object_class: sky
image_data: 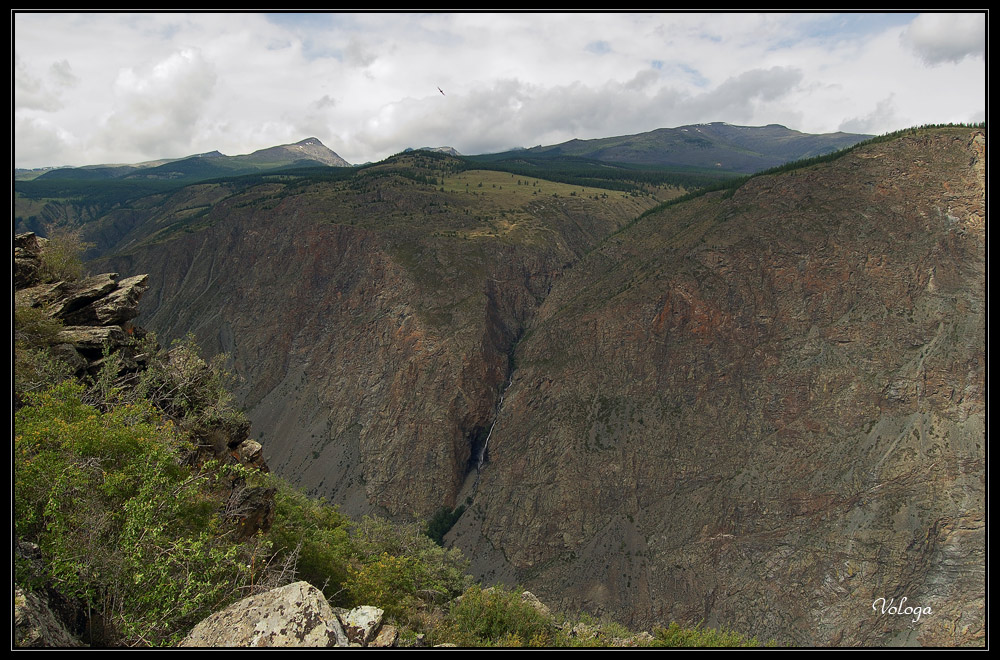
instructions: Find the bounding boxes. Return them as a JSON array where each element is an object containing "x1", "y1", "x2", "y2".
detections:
[{"x1": 13, "y1": 11, "x2": 987, "y2": 169}]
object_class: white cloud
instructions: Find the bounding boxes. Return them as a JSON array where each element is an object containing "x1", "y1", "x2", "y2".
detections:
[
  {"x1": 12, "y1": 12, "x2": 987, "y2": 168},
  {"x1": 901, "y1": 13, "x2": 986, "y2": 65},
  {"x1": 49, "y1": 60, "x2": 79, "y2": 87},
  {"x1": 99, "y1": 48, "x2": 218, "y2": 158},
  {"x1": 15, "y1": 116, "x2": 77, "y2": 166},
  {"x1": 839, "y1": 95, "x2": 902, "y2": 134},
  {"x1": 15, "y1": 53, "x2": 67, "y2": 112}
]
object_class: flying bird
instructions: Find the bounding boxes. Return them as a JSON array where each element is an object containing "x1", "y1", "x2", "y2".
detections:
[{"x1": 438, "y1": 86, "x2": 445, "y2": 96}]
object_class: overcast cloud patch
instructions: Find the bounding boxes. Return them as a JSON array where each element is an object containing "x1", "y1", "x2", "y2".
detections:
[
  {"x1": 901, "y1": 13, "x2": 985, "y2": 65},
  {"x1": 15, "y1": 54, "x2": 66, "y2": 112},
  {"x1": 12, "y1": 12, "x2": 986, "y2": 168},
  {"x1": 839, "y1": 94, "x2": 901, "y2": 134},
  {"x1": 101, "y1": 48, "x2": 218, "y2": 158}
]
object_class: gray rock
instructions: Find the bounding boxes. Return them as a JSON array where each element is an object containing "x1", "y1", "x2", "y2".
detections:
[
  {"x1": 14, "y1": 586, "x2": 84, "y2": 648},
  {"x1": 520, "y1": 590, "x2": 551, "y2": 618},
  {"x1": 226, "y1": 486, "x2": 277, "y2": 541},
  {"x1": 55, "y1": 325, "x2": 127, "y2": 353},
  {"x1": 47, "y1": 273, "x2": 119, "y2": 321},
  {"x1": 569, "y1": 622, "x2": 599, "y2": 639},
  {"x1": 236, "y1": 439, "x2": 265, "y2": 469},
  {"x1": 179, "y1": 581, "x2": 348, "y2": 647},
  {"x1": 339, "y1": 605, "x2": 384, "y2": 646},
  {"x1": 64, "y1": 274, "x2": 149, "y2": 326},
  {"x1": 370, "y1": 624, "x2": 399, "y2": 648},
  {"x1": 14, "y1": 233, "x2": 46, "y2": 288},
  {"x1": 48, "y1": 343, "x2": 89, "y2": 374}
]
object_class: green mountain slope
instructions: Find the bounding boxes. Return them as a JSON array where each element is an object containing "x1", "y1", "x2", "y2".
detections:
[
  {"x1": 499, "y1": 122, "x2": 870, "y2": 173},
  {"x1": 28, "y1": 137, "x2": 349, "y2": 184}
]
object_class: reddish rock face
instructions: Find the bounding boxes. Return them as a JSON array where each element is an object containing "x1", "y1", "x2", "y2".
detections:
[
  {"x1": 102, "y1": 131, "x2": 984, "y2": 646},
  {"x1": 104, "y1": 159, "x2": 654, "y2": 519},
  {"x1": 457, "y1": 129, "x2": 985, "y2": 646}
]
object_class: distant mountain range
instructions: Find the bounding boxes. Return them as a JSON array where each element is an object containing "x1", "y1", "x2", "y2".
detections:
[
  {"x1": 20, "y1": 138, "x2": 351, "y2": 183},
  {"x1": 404, "y1": 146, "x2": 462, "y2": 156},
  {"x1": 18, "y1": 123, "x2": 871, "y2": 184},
  {"x1": 486, "y1": 122, "x2": 870, "y2": 173}
]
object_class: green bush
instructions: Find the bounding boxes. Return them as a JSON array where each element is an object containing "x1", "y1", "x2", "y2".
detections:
[
  {"x1": 14, "y1": 304, "x2": 64, "y2": 349},
  {"x1": 84, "y1": 333, "x2": 246, "y2": 434},
  {"x1": 651, "y1": 621, "x2": 763, "y2": 647},
  {"x1": 13, "y1": 303, "x2": 74, "y2": 404},
  {"x1": 345, "y1": 516, "x2": 471, "y2": 622},
  {"x1": 267, "y1": 481, "x2": 354, "y2": 604},
  {"x1": 14, "y1": 343, "x2": 74, "y2": 406},
  {"x1": 431, "y1": 584, "x2": 557, "y2": 647},
  {"x1": 38, "y1": 227, "x2": 93, "y2": 282},
  {"x1": 14, "y1": 382, "x2": 262, "y2": 646},
  {"x1": 345, "y1": 552, "x2": 426, "y2": 621}
]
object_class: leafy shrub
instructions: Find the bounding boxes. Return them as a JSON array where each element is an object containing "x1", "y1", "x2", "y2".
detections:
[
  {"x1": 14, "y1": 304, "x2": 64, "y2": 349},
  {"x1": 267, "y1": 481, "x2": 354, "y2": 604},
  {"x1": 346, "y1": 516, "x2": 471, "y2": 622},
  {"x1": 430, "y1": 584, "x2": 558, "y2": 647},
  {"x1": 14, "y1": 342, "x2": 74, "y2": 406},
  {"x1": 345, "y1": 552, "x2": 426, "y2": 621},
  {"x1": 14, "y1": 382, "x2": 263, "y2": 646},
  {"x1": 13, "y1": 303, "x2": 74, "y2": 405},
  {"x1": 38, "y1": 227, "x2": 93, "y2": 282},
  {"x1": 85, "y1": 333, "x2": 246, "y2": 433}
]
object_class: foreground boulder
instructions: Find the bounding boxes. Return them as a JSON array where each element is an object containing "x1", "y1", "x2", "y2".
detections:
[{"x1": 179, "y1": 581, "x2": 348, "y2": 647}]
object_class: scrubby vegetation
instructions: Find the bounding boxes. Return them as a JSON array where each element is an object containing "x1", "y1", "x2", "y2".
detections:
[
  {"x1": 15, "y1": 382, "x2": 259, "y2": 646},
  {"x1": 430, "y1": 584, "x2": 559, "y2": 647},
  {"x1": 651, "y1": 622, "x2": 769, "y2": 648}
]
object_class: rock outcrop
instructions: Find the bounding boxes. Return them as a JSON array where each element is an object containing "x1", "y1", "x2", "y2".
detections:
[
  {"x1": 179, "y1": 584, "x2": 398, "y2": 649},
  {"x1": 179, "y1": 581, "x2": 349, "y2": 647},
  {"x1": 338, "y1": 605, "x2": 385, "y2": 646},
  {"x1": 14, "y1": 232, "x2": 148, "y2": 378}
]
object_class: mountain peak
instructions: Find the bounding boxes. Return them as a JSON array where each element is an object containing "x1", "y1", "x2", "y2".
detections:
[
  {"x1": 403, "y1": 146, "x2": 462, "y2": 157},
  {"x1": 244, "y1": 138, "x2": 351, "y2": 167}
]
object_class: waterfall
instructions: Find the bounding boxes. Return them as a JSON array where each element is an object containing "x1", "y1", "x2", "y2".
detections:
[{"x1": 476, "y1": 373, "x2": 514, "y2": 473}]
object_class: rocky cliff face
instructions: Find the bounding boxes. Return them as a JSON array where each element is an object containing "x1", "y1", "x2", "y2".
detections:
[
  {"x1": 101, "y1": 130, "x2": 984, "y2": 645},
  {"x1": 104, "y1": 157, "x2": 655, "y2": 517},
  {"x1": 449, "y1": 128, "x2": 985, "y2": 646}
]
